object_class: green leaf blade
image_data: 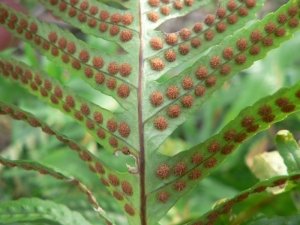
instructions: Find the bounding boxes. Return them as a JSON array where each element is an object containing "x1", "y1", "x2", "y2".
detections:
[
  {"x1": 276, "y1": 130, "x2": 300, "y2": 173},
  {"x1": 0, "y1": 59, "x2": 139, "y2": 154},
  {"x1": 145, "y1": 80, "x2": 300, "y2": 223},
  {"x1": 0, "y1": 198, "x2": 93, "y2": 225},
  {"x1": 188, "y1": 172, "x2": 300, "y2": 225},
  {"x1": 143, "y1": 0, "x2": 300, "y2": 153},
  {"x1": 144, "y1": 0, "x2": 265, "y2": 80}
]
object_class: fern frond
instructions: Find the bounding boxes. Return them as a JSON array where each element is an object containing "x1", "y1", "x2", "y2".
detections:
[
  {"x1": 0, "y1": 156, "x2": 113, "y2": 224},
  {"x1": 0, "y1": 197, "x2": 95, "y2": 225},
  {"x1": 188, "y1": 171, "x2": 300, "y2": 225},
  {"x1": 0, "y1": 101, "x2": 119, "y2": 174},
  {"x1": 0, "y1": 59, "x2": 139, "y2": 155},
  {"x1": 144, "y1": 0, "x2": 300, "y2": 152},
  {"x1": 145, "y1": 80, "x2": 300, "y2": 222},
  {"x1": 144, "y1": 0, "x2": 264, "y2": 80},
  {"x1": 143, "y1": 0, "x2": 210, "y2": 29},
  {"x1": 0, "y1": 3, "x2": 138, "y2": 109},
  {"x1": 0, "y1": 101, "x2": 140, "y2": 224},
  {"x1": 40, "y1": 0, "x2": 139, "y2": 52}
]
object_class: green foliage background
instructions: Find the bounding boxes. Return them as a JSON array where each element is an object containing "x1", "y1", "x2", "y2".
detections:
[{"x1": 1, "y1": 0, "x2": 300, "y2": 224}]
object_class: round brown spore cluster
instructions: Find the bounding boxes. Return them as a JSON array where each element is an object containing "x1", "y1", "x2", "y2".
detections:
[
  {"x1": 154, "y1": 116, "x2": 168, "y2": 130},
  {"x1": 173, "y1": 161, "x2": 187, "y2": 176},
  {"x1": 157, "y1": 191, "x2": 170, "y2": 203},
  {"x1": 65, "y1": 5, "x2": 134, "y2": 39},
  {"x1": 148, "y1": 12, "x2": 159, "y2": 22},
  {"x1": 156, "y1": 164, "x2": 170, "y2": 179},
  {"x1": 121, "y1": 181, "x2": 133, "y2": 195},
  {"x1": 124, "y1": 204, "x2": 135, "y2": 216}
]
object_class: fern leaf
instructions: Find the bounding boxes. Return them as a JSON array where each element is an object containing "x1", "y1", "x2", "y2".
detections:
[
  {"x1": 0, "y1": 59, "x2": 139, "y2": 155},
  {"x1": 0, "y1": 100, "x2": 118, "y2": 170},
  {"x1": 0, "y1": 3, "x2": 138, "y2": 109},
  {"x1": 0, "y1": 156, "x2": 113, "y2": 224},
  {"x1": 276, "y1": 130, "x2": 300, "y2": 173},
  {"x1": 188, "y1": 171, "x2": 300, "y2": 225},
  {"x1": 0, "y1": 101, "x2": 140, "y2": 225},
  {"x1": 144, "y1": 0, "x2": 300, "y2": 152},
  {"x1": 144, "y1": 0, "x2": 265, "y2": 79},
  {"x1": 247, "y1": 214, "x2": 300, "y2": 225},
  {"x1": 39, "y1": 0, "x2": 139, "y2": 52},
  {"x1": 145, "y1": 81, "x2": 300, "y2": 223},
  {"x1": 0, "y1": 197, "x2": 94, "y2": 225},
  {"x1": 143, "y1": 0, "x2": 210, "y2": 29}
]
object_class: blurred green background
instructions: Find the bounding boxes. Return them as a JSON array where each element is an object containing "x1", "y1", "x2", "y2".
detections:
[{"x1": 1, "y1": 0, "x2": 300, "y2": 224}]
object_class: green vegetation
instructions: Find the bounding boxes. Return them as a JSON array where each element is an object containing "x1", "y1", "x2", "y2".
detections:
[{"x1": 1, "y1": 0, "x2": 300, "y2": 224}]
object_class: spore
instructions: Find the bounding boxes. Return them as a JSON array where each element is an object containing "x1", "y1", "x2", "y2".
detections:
[
  {"x1": 113, "y1": 191, "x2": 123, "y2": 201},
  {"x1": 224, "y1": 129, "x2": 236, "y2": 141},
  {"x1": 120, "y1": 30, "x2": 133, "y2": 42},
  {"x1": 195, "y1": 85, "x2": 206, "y2": 97},
  {"x1": 97, "y1": 129, "x2": 106, "y2": 139},
  {"x1": 193, "y1": 22, "x2": 202, "y2": 33},
  {"x1": 157, "y1": 191, "x2": 170, "y2": 203},
  {"x1": 108, "y1": 62, "x2": 119, "y2": 75},
  {"x1": 106, "y1": 78, "x2": 116, "y2": 90},
  {"x1": 148, "y1": 12, "x2": 159, "y2": 22},
  {"x1": 156, "y1": 164, "x2": 170, "y2": 179},
  {"x1": 66, "y1": 95, "x2": 75, "y2": 107},
  {"x1": 227, "y1": 0, "x2": 237, "y2": 11},
  {"x1": 227, "y1": 14, "x2": 238, "y2": 24},
  {"x1": 150, "y1": 91, "x2": 164, "y2": 107},
  {"x1": 118, "y1": 122, "x2": 131, "y2": 137},
  {"x1": 154, "y1": 116, "x2": 168, "y2": 130},
  {"x1": 79, "y1": 50, "x2": 90, "y2": 63},
  {"x1": 216, "y1": 22, "x2": 227, "y2": 33},
  {"x1": 67, "y1": 42, "x2": 76, "y2": 54},
  {"x1": 191, "y1": 38, "x2": 201, "y2": 48},
  {"x1": 121, "y1": 181, "x2": 133, "y2": 195},
  {"x1": 151, "y1": 58, "x2": 165, "y2": 71},
  {"x1": 173, "y1": 161, "x2": 187, "y2": 176},
  {"x1": 217, "y1": 8, "x2": 226, "y2": 19},
  {"x1": 204, "y1": 158, "x2": 217, "y2": 168},
  {"x1": 117, "y1": 84, "x2": 130, "y2": 98},
  {"x1": 168, "y1": 105, "x2": 181, "y2": 118},
  {"x1": 84, "y1": 67, "x2": 94, "y2": 78},
  {"x1": 204, "y1": 14, "x2": 215, "y2": 26},
  {"x1": 182, "y1": 77, "x2": 194, "y2": 90},
  {"x1": 181, "y1": 95, "x2": 194, "y2": 108},
  {"x1": 195, "y1": 66, "x2": 208, "y2": 79},
  {"x1": 165, "y1": 33, "x2": 178, "y2": 45},
  {"x1": 107, "y1": 119, "x2": 118, "y2": 132},
  {"x1": 29, "y1": 22, "x2": 38, "y2": 33},
  {"x1": 108, "y1": 174, "x2": 120, "y2": 186},
  {"x1": 210, "y1": 56, "x2": 220, "y2": 69},
  {"x1": 109, "y1": 137, "x2": 118, "y2": 147},
  {"x1": 150, "y1": 37, "x2": 163, "y2": 50},
  {"x1": 205, "y1": 30, "x2": 214, "y2": 41},
  {"x1": 124, "y1": 204, "x2": 135, "y2": 216},
  {"x1": 165, "y1": 50, "x2": 176, "y2": 62},
  {"x1": 100, "y1": 11, "x2": 110, "y2": 20},
  {"x1": 95, "y1": 73, "x2": 105, "y2": 84},
  {"x1": 173, "y1": 181, "x2": 186, "y2": 191},
  {"x1": 166, "y1": 86, "x2": 179, "y2": 99},
  {"x1": 222, "y1": 47, "x2": 234, "y2": 60},
  {"x1": 250, "y1": 30, "x2": 262, "y2": 44},
  {"x1": 179, "y1": 44, "x2": 190, "y2": 55},
  {"x1": 122, "y1": 13, "x2": 133, "y2": 25},
  {"x1": 173, "y1": 1, "x2": 183, "y2": 10},
  {"x1": 208, "y1": 141, "x2": 221, "y2": 153},
  {"x1": 188, "y1": 169, "x2": 202, "y2": 180},
  {"x1": 160, "y1": 6, "x2": 171, "y2": 15}
]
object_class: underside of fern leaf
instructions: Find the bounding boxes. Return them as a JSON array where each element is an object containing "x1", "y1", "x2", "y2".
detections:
[{"x1": 0, "y1": 0, "x2": 300, "y2": 224}]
